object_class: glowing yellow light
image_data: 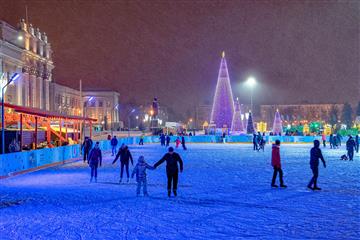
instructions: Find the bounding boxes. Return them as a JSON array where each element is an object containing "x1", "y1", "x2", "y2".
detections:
[{"x1": 222, "y1": 51, "x2": 225, "y2": 58}]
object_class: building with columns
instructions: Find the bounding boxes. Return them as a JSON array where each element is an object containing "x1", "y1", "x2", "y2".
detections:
[{"x1": 0, "y1": 19, "x2": 53, "y2": 110}]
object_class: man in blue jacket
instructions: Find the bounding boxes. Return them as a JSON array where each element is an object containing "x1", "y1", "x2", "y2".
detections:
[{"x1": 110, "y1": 136, "x2": 118, "y2": 156}]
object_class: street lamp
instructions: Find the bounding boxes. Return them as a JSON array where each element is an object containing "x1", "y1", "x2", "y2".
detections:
[
  {"x1": 2, "y1": 73, "x2": 20, "y2": 154},
  {"x1": 110, "y1": 104, "x2": 119, "y2": 136},
  {"x1": 245, "y1": 76, "x2": 256, "y2": 112},
  {"x1": 128, "y1": 108, "x2": 135, "y2": 137},
  {"x1": 82, "y1": 96, "x2": 94, "y2": 142}
]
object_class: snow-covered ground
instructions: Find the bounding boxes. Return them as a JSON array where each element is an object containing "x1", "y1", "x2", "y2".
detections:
[{"x1": 0, "y1": 143, "x2": 359, "y2": 240}]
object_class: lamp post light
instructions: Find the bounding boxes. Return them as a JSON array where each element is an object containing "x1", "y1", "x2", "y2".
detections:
[
  {"x1": 82, "y1": 96, "x2": 94, "y2": 141},
  {"x1": 245, "y1": 76, "x2": 256, "y2": 113},
  {"x1": 110, "y1": 104, "x2": 119, "y2": 136},
  {"x1": 128, "y1": 108, "x2": 135, "y2": 137},
  {"x1": 2, "y1": 73, "x2": 20, "y2": 154}
]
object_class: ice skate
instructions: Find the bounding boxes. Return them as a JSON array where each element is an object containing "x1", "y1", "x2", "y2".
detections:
[
  {"x1": 119, "y1": 178, "x2": 122, "y2": 183},
  {"x1": 271, "y1": 184, "x2": 278, "y2": 188},
  {"x1": 127, "y1": 178, "x2": 129, "y2": 183},
  {"x1": 307, "y1": 185, "x2": 314, "y2": 190},
  {"x1": 173, "y1": 190, "x2": 177, "y2": 197},
  {"x1": 280, "y1": 184, "x2": 287, "y2": 188},
  {"x1": 168, "y1": 190, "x2": 171, "y2": 197},
  {"x1": 95, "y1": 178, "x2": 97, "y2": 183},
  {"x1": 313, "y1": 186, "x2": 322, "y2": 190},
  {"x1": 90, "y1": 177, "x2": 93, "y2": 183}
]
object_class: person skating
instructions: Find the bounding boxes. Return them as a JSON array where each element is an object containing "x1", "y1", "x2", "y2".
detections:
[
  {"x1": 346, "y1": 135, "x2": 356, "y2": 161},
  {"x1": 181, "y1": 136, "x2": 187, "y2": 150},
  {"x1": 329, "y1": 134, "x2": 333, "y2": 149},
  {"x1": 160, "y1": 133, "x2": 166, "y2": 146},
  {"x1": 154, "y1": 147, "x2": 183, "y2": 197},
  {"x1": 253, "y1": 133, "x2": 258, "y2": 151},
  {"x1": 166, "y1": 135, "x2": 171, "y2": 147},
  {"x1": 175, "y1": 137, "x2": 181, "y2": 148},
  {"x1": 322, "y1": 133, "x2": 326, "y2": 148},
  {"x1": 110, "y1": 136, "x2": 118, "y2": 156},
  {"x1": 112, "y1": 144, "x2": 133, "y2": 183},
  {"x1": 355, "y1": 135, "x2": 359, "y2": 153},
  {"x1": 81, "y1": 137, "x2": 93, "y2": 163},
  {"x1": 88, "y1": 142, "x2": 102, "y2": 183},
  {"x1": 307, "y1": 140, "x2": 326, "y2": 190},
  {"x1": 271, "y1": 140, "x2": 287, "y2": 188},
  {"x1": 336, "y1": 133, "x2": 342, "y2": 147},
  {"x1": 131, "y1": 156, "x2": 155, "y2": 196},
  {"x1": 139, "y1": 134, "x2": 144, "y2": 145}
]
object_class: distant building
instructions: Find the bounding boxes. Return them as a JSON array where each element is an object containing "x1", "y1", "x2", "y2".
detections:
[
  {"x1": 0, "y1": 19, "x2": 53, "y2": 110},
  {"x1": 50, "y1": 82, "x2": 81, "y2": 116},
  {"x1": 83, "y1": 90, "x2": 120, "y2": 130}
]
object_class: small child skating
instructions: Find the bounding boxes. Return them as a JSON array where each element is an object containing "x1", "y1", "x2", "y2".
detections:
[
  {"x1": 175, "y1": 137, "x2": 181, "y2": 148},
  {"x1": 88, "y1": 142, "x2": 102, "y2": 183},
  {"x1": 307, "y1": 140, "x2": 326, "y2": 190},
  {"x1": 131, "y1": 156, "x2": 155, "y2": 196},
  {"x1": 271, "y1": 140, "x2": 287, "y2": 188}
]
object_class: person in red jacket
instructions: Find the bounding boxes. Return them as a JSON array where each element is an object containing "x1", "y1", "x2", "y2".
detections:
[{"x1": 271, "y1": 140, "x2": 287, "y2": 188}]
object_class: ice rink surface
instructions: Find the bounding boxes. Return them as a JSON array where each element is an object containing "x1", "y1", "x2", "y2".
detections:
[{"x1": 0, "y1": 143, "x2": 359, "y2": 240}]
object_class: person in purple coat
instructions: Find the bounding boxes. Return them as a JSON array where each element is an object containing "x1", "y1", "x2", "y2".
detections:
[{"x1": 88, "y1": 142, "x2": 102, "y2": 183}]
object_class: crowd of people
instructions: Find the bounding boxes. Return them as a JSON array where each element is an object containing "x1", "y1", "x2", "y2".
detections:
[{"x1": 81, "y1": 132, "x2": 358, "y2": 197}]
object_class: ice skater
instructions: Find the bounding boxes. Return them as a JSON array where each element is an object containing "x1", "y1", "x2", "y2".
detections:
[
  {"x1": 253, "y1": 133, "x2": 258, "y2": 151},
  {"x1": 346, "y1": 135, "x2": 356, "y2": 161},
  {"x1": 181, "y1": 136, "x2": 187, "y2": 150},
  {"x1": 154, "y1": 147, "x2": 184, "y2": 197},
  {"x1": 88, "y1": 142, "x2": 102, "y2": 183},
  {"x1": 81, "y1": 137, "x2": 93, "y2": 163},
  {"x1": 112, "y1": 144, "x2": 134, "y2": 183},
  {"x1": 110, "y1": 135, "x2": 118, "y2": 156},
  {"x1": 307, "y1": 140, "x2": 326, "y2": 190},
  {"x1": 355, "y1": 135, "x2": 359, "y2": 153},
  {"x1": 139, "y1": 134, "x2": 144, "y2": 145},
  {"x1": 271, "y1": 140, "x2": 287, "y2": 188},
  {"x1": 322, "y1": 133, "x2": 326, "y2": 147},
  {"x1": 131, "y1": 156, "x2": 155, "y2": 196},
  {"x1": 175, "y1": 137, "x2": 181, "y2": 148},
  {"x1": 160, "y1": 133, "x2": 166, "y2": 146},
  {"x1": 166, "y1": 134, "x2": 171, "y2": 147}
]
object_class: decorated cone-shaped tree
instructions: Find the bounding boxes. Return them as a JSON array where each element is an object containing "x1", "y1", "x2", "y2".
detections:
[
  {"x1": 231, "y1": 97, "x2": 245, "y2": 134},
  {"x1": 210, "y1": 51, "x2": 235, "y2": 128},
  {"x1": 272, "y1": 109, "x2": 283, "y2": 135},
  {"x1": 246, "y1": 111, "x2": 255, "y2": 134}
]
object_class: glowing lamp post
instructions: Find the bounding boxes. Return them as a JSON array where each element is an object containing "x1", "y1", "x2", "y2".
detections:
[
  {"x1": 245, "y1": 76, "x2": 256, "y2": 113},
  {"x1": 128, "y1": 109, "x2": 135, "y2": 137},
  {"x1": 2, "y1": 73, "x2": 20, "y2": 154}
]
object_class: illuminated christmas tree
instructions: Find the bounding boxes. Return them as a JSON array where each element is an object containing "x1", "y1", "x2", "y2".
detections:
[
  {"x1": 272, "y1": 109, "x2": 283, "y2": 135},
  {"x1": 210, "y1": 51, "x2": 235, "y2": 128},
  {"x1": 231, "y1": 97, "x2": 245, "y2": 134},
  {"x1": 246, "y1": 111, "x2": 255, "y2": 134}
]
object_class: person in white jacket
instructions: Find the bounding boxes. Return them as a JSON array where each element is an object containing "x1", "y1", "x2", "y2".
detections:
[{"x1": 131, "y1": 156, "x2": 154, "y2": 196}]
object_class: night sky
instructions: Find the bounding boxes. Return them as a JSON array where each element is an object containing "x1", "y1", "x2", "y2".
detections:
[{"x1": 1, "y1": 0, "x2": 359, "y2": 119}]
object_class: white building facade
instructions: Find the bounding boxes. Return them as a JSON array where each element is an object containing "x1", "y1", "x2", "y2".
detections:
[{"x1": 0, "y1": 19, "x2": 53, "y2": 110}]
